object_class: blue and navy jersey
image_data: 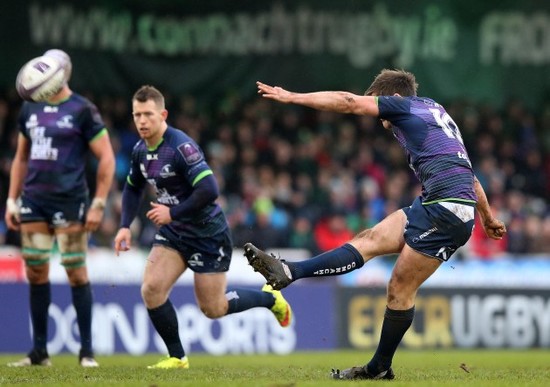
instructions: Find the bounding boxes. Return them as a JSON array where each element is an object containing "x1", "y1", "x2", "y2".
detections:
[
  {"x1": 127, "y1": 126, "x2": 227, "y2": 237},
  {"x1": 377, "y1": 96, "x2": 477, "y2": 204},
  {"x1": 17, "y1": 93, "x2": 107, "y2": 201}
]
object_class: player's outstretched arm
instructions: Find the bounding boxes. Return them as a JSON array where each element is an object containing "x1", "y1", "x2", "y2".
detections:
[
  {"x1": 473, "y1": 176, "x2": 506, "y2": 239},
  {"x1": 256, "y1": 81, "x2": 379, "y2": 116}
]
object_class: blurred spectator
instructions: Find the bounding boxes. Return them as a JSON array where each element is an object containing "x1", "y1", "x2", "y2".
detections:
[
  {"x1": 313, "y1": 210, "x2": 354, "y2": 253},
  {"x1": 232, "y1": 194, "x2": 288, "y2": 249},
  {"x1": 288, "y1": 215, "x2": 319, "y2": 254},
  {"x1": 468, "y1": 214, "x2": 508, "y2": 259}
]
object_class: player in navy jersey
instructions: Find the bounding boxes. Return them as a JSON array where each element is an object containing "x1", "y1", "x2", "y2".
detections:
[
  {"x1": 113, "y1": 85, "x2": 292, "y2": 369},
  {"x1": 5, "y1": 49, "x2": 115, "y2": 368},
  {"x1": 246, "y1": 69, "x2": 507, "y2": 380}
]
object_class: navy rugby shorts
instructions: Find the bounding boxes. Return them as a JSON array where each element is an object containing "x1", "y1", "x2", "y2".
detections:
[
  {"x1": 153, "y1": 226, "x2": 233, "y2": 273},
  {"x1": 19, "y1": 194, "x2": 87, "y2": 228},
  {"x1": 402, "y1": 196, "x2": 475, "y2": 261}
]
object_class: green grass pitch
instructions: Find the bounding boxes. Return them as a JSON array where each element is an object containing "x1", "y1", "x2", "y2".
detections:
[{"x1": 1, "y1": 349, "x2": 549, "y2": 386}]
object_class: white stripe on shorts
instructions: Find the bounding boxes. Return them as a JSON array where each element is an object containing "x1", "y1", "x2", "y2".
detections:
[{"x1": 438, "y1": 202, "x2": 474, "y2": 223}]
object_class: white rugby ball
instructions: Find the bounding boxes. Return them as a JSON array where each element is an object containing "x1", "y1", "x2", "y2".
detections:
[{"x1": 15, "y1": 55, "x2": 66, "y2": 102}]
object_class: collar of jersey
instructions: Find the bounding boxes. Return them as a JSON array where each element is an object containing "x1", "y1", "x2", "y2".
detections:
[
  {"x1": 45, "y1": 95, "x2": 71, "y2": 106},
  {"x1": 147, "y1": 138, "x2": 164, "y2": 151}
]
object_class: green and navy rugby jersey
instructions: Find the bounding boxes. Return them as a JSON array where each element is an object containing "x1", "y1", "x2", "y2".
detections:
[
  {"x1": 17, "y1": 93, "x2": 107, "y2": 201},
  {"x1": 377, "y1": 96, "x2": 477, "y2": 205},
  {"x1": 126, "y1": 126, "x2": 227, "y2": 237}
]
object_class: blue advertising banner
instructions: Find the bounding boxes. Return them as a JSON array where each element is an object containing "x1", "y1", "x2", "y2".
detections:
[{"x1": 0, "y1": 283, "x2": 335, "y2": 355}]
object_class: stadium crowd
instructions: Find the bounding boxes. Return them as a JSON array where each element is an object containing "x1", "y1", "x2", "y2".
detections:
[{"x1": 0, "y1": 89, "x2": 548, "y2": 259}]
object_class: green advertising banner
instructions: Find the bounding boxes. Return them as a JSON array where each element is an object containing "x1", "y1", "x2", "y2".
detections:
[{"x1": 1, "y1": 1, "x2": 549, "y2": 107}]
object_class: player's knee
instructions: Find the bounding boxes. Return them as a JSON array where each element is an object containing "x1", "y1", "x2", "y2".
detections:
[
  {"x1": 66, "y1": 267, "x2": 89, "y2": 286},
  {"x1": 25, "y1": 264, "x2": 49, "y2": 284},
  {"x1": 141, "y1": 282, "x2": 155, "y2": 301},
  {"x1": 140, "y1": 281, "x2": 167, "y2": 306},
  {"x1": 199, "y1": 301, "x2": 227, "y2": 319}
]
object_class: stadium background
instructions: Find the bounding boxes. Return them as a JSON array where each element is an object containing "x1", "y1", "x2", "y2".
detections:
[{"x1": 0, "y1": 0, "x2": 548, "y2": 356}]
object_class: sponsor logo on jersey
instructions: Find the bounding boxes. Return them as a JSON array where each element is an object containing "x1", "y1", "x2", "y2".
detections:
[
  {"x1": 139, "y1": 163, "x2": 148, "y2": 178},
  {"x1": 154, "y1": 234, "x2": 167, "y2": 241},
  {"x1": 43, "y1": 106, "x2": 59, "y2": 113},
  {"x1": 178, "y1": 142, "x2": 202, "y2": 165},
  {"x1": 160, "y1": 164, "x2": 176, "y2": 178},
  {"x1": 26, "y1": 114, "x2": 39, "y2": 129},
  {"x1": 146, "y1": 153, "x2": 158, "y2": 160},
  {"x1": 56, "y1": 115, "x2": 74, "y2": 128},
  {"x1": 29, "y1": 125, "x2": 58, "y2": 161}
]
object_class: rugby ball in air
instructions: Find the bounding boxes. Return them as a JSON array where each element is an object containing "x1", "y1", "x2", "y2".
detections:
[
  {"x1": 43, "y1": 49, "x2": 72, "y2": 82},
  {"x1": 15, "y1": 55, "x2": 66, "y2": 102}
]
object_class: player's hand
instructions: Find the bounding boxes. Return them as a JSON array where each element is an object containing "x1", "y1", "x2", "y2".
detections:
[
  {"x1": 114, "y1": 227, "x2": 132, "y2": 256},
  {"x1": 482, "y1": 217, "x2": 507, "y2": 240},
  {"x1": 146, "y1": 202, "x2": 172, "y2": 226},
  {"x1": 85, "y1": 197, "x2": 106, "y2": 231},
  {"x1": 5, "y1": 198, "x2": 20, "y2": 231},
  {"x1": 257, "y1": 81, "x2": 293, "y2": 103},
  {"x1": 85, "y1": 207, "x2": 104, "y2": 232}
]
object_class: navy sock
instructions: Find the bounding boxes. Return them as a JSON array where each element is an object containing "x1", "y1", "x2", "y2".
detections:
[
  {"x1": 71, "y1": 283, "x2": 94, "y2": 354},
  {"x1": 148, "y1": 300, "x2": 185, "y2": 359},
  {"x1": 226, "y1": 288, "x2": 275, "y2": 314},
  {"x1": 30, "y1": 282, "x2": 51, "y2": 351},
  {"x1": 287, "y1": 244, "x2": 364, "y2": 280},
  {"x1": 367, "y1": 306, "x2": 415, "y2": 373}
]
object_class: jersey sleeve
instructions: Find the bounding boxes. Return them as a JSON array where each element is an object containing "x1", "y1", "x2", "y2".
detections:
[
  {"x1": 17, "y1": 103, "x2": 31, "y2": 139},
  {"x1": 377, "y1": 96, "x2": 411, "y2": 121},
  {"x1": 126, "y1": 144, "x2": 146, "y2": 189},
  {"x1": 175, "y1": 139, "x2": 214, "y2": 186},
  {"x1": 79, "y1": 100, "x2": 107, "y2": 142}
]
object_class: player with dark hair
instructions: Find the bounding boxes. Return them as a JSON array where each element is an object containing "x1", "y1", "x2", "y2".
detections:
[
  {"x1": 6, "y1": 49, "x2": 115, "y2": 367},
  {"x1": 246, "y1": 69, "x2": 507, "y2": 380},
  {"x1": 114, "y1": 85, "x2": 292, "y2": 369}
]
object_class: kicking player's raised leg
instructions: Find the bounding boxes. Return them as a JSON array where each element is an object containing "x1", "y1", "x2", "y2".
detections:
[{"x1": 244, "y1": 209, "x2": 406, "y2": 290}]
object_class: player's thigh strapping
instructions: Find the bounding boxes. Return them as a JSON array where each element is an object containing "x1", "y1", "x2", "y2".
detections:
[{"x1": 19, "y1": 195, "x2": 89, "y2": 267}]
